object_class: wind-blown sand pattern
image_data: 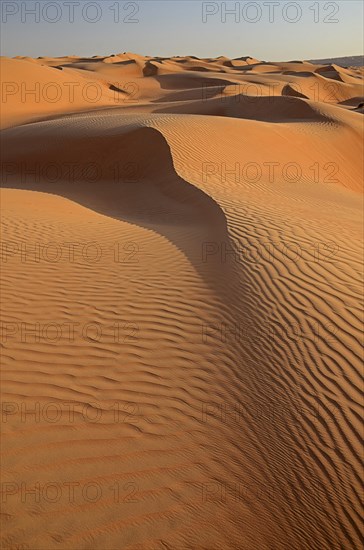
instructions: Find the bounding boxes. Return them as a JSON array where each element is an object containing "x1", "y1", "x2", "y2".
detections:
[{"x1": 1, "y1": 54, "x2": 363, "y2": 549}]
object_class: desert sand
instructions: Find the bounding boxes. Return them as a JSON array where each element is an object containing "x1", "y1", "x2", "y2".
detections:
[{"x1": 1, "y1": 53, "x2": 363, "y2": 549}]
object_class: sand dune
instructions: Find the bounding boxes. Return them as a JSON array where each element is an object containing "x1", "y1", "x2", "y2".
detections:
[{"x1": 1, "y1": 54, "x2": 363, "y2": 549}]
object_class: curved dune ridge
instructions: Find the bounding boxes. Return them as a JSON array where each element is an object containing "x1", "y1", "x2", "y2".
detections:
[{"x1": 0, "y1": 54, "x2": 363, "y2": 549}]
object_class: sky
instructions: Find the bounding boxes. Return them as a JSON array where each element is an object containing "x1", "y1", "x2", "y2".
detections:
[{"x1": 1, "y1": 0, "x2": 363, "y2": 60}]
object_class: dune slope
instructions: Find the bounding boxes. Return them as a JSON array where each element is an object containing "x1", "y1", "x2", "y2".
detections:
[{"x1": 1, "y1": 54, "x2": 363, "y2": 550}]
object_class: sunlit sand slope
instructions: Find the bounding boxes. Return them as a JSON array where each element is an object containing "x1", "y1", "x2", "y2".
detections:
[{"x1": 1, "y1": 54, "x2": 363, "y2": 550}]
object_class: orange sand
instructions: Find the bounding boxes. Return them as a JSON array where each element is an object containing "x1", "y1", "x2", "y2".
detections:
[{"x1": 1, "y1": 54, "x2": 363, "y2": 549}]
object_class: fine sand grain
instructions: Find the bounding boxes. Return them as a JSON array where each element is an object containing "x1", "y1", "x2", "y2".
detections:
[{"x1": 1, "y1": 54, "x2": 363, "y2": 550}]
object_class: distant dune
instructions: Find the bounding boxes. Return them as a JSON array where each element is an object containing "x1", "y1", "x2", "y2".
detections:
[
  {"x1": 309, "y1": 55, "x2": 364, "y2": 67},
  {"x1": 1, "y1": 53, "x2": 363, "y2": 550}
]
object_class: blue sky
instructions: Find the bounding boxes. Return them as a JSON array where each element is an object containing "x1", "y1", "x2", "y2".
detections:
[{"x1": 1, "y1": 1, "x2": 363, "y2": 60}]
